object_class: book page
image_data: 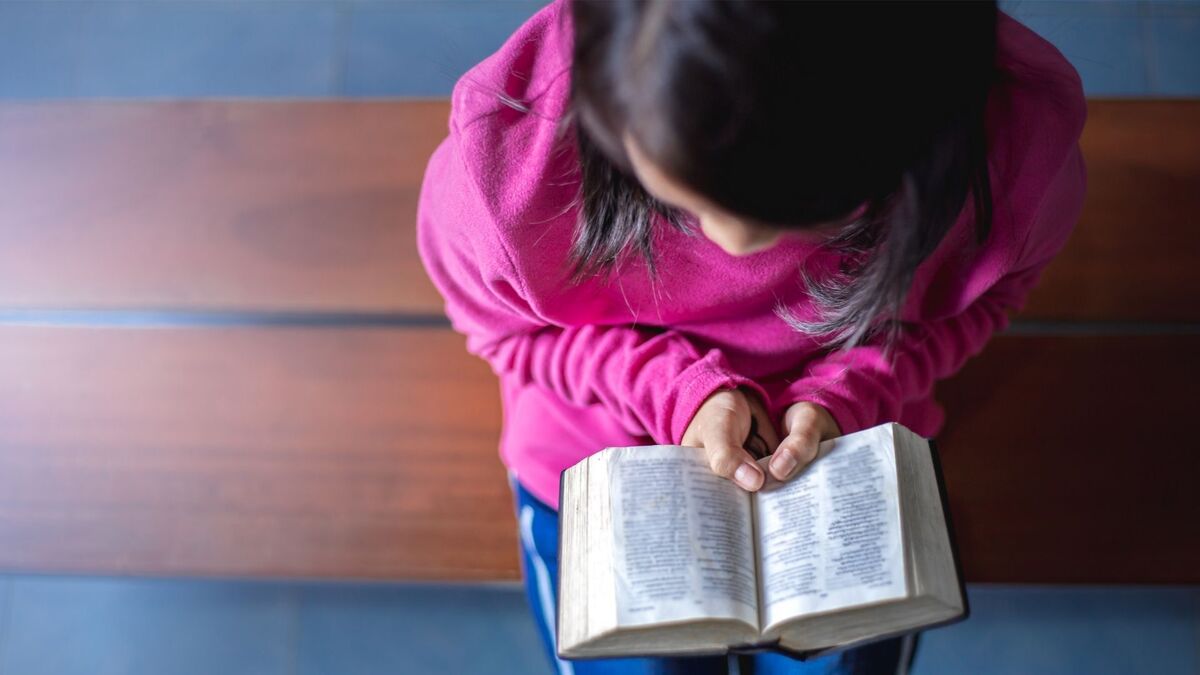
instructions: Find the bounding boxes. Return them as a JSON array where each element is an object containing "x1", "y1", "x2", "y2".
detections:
[
  {"x1": 754, "y1": 426, "x2": 907, "y2": 631},
  {"x1": 607, "y1": 446, "x2": 759, "y2": 630}
]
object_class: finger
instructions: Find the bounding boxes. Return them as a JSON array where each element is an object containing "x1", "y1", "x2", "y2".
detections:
[
  {"x1": 769, "y1": 427, "x2": 821, "y2": 481},
  {"x1": 705, "y1": 430, "x2": 765, "y2": 492}
]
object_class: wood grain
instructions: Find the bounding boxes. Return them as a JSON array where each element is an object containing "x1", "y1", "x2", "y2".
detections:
[
  {"x1": 1019, "y1": 100, "x2": 1200, "y2": 322},
  {"x1": 0, "y1": 101, "x2": 449, "y2": 314},
  {"x1": 2, "y1": 100, "x2": 1198, "y2": 321},
  {"x1": 1, "y1": 327, "x2": 1195, "y2": 583},
  {"x1": 937, "y1": 333, "x2": 1200, "y2": 584},
  {"x1": 0, "y1": 326, "x2": 519, "y2": 580}
]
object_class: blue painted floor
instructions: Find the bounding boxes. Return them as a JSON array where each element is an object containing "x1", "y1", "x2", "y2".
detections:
[
  {"x1": 1, "y1": 1, "x2": 1199, "y2": 99},
  {"x1": 0, "y1": 575, "x2": 1195, "y2": 675}
]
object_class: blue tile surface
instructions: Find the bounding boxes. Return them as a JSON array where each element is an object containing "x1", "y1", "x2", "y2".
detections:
[
  {"x1": 1003, "y1": 1, "x2": 1152, "y2": 95},
  {"x1": 1, "y1": 0, "x2": 1199, "y2": 99},
  {"x1": 0, "y1": 577, "x2": 11, "y2": 658},
  {"x1": 914, "y1": 586, "x2": 1200, "y2": 675},
  {"x1": 1147, "y1": 5, "x2": 1200, "y2": 94},
  {"x1": 294, "y1": 582, "x2": 551, "y2": 675},
  {"x1": 343, "y1": 0, "x2": 545, "y2": 96},
  {"x1": 77, "y1": 2, "x2": 342, "y2": 98},
  {"x1": 0, "y1": 3, "x2": 86, "y2": 98},
  {"x1": 0, "y1": 1, "x2": 341, "y2": 99},
  {"x1": 0, "y1": 576, "x2": 295, "y2": 675},
  {"x1": 0, "y1": 576, "x2": 1196, "y2": 675}
]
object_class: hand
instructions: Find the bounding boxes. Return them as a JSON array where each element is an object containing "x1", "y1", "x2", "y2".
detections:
[
  {"x1": 768, "y1": 402, "x2": 841, "y2": 481},
  {"x1": 681, "y1": 388, "x2": 780, "y2": 492}
]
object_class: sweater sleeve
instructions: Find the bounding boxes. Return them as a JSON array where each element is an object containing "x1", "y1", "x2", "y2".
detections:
[
  {"x1": 417, "y1": 133, "x2": 766, "y2": 445},
  {"x1": 774, "y1": 145, "x2": 1086, "y2": 434}
]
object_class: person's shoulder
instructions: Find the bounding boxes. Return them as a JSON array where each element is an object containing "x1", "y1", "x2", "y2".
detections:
[
  {"x1": 440, "y1": 1, "x2": 580, "y2": 269},
  {"x1": 449, "y1": 0, "x2": 572, "y2": 133},
  {"x1": 982, "y1": 13, "x2": 1088, "y2": 254},
  {"x1": 449, "y1": 0, "x2": 573, "y2": 140},
  {"x1": 990, "y1": 12, "x2": 1087, "y2": 180},
  {"x1": 907, "y1": 15, "x2": 1089, "y2": 319}
]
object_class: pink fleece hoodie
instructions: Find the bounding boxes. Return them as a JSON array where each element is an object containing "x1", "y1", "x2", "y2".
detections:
[{"x1": 417, "y1": 1, "x2": 1086, "y2": 509}]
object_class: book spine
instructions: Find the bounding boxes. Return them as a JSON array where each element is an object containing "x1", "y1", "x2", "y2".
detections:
[
  {"x1": 730, "y1": 638, "x2": 818, "y2": 660},
  {"x1": 556, "y1": 467, "x2": 567, "y2": 654}
]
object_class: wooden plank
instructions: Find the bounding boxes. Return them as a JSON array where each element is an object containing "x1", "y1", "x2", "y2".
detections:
[
  {"x1": 1, "y1": 326, "x2": 1196, "y2": 583},
  {"x1": 2, "y1": 100, "x2": 1199, "y2": 321},
  {"x1": 0, "y1": 326, "x2": 518, "y2": 581},
  {"x1": 937, "y1": 333, "x2": 1200, "y2": 584},
  {"x1": 1019, "y1": 99, "x2": 1200, "y2": 322},
  {"x1": 0, "y1": 101, "x2": 449, "y2": 314}
]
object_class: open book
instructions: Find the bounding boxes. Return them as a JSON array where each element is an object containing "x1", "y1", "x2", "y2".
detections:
[{"x1": 557, "y1": 422, "x2": 965, "y2": 660}]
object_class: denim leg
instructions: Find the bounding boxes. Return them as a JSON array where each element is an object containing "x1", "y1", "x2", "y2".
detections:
[
  {"x1": 750, "y1": 650, "x2": 845, "y2": 675},
  {"x1": 512, "y1": 479, "x2": 731, "y2": 675},
  {"x1": 750, "y1": 634, "x2": 917, "y2": 675}
]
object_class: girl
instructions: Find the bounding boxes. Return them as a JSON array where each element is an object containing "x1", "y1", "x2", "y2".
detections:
[{"x1": 418, "y1": 1, "x2": 1085, "y2": 673}]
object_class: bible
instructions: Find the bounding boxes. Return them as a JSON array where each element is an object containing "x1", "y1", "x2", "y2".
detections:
[{"x1": 557, "y1": 422, "x2": 966, "y2": 660}]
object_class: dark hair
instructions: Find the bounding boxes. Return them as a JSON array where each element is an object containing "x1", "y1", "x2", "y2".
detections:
[{"x1": 568, "y1": 0, "x2": 998, "y2": 348}]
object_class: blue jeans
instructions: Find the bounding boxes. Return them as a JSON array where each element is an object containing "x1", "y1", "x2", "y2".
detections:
[{"x1": 512, "y1": 479, "x2": 917, "y2": 675}]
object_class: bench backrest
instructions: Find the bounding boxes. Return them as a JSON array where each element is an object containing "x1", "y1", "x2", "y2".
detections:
[{"x1": 0, "y1": 100, "x2": 1196, "y2": 582}]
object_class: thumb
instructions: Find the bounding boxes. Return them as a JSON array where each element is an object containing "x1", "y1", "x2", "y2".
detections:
[
  {"x1": 769, "y1": 402, "x2": 840, "y2": 481},
  {"x1": 705, "y1": 425, "x2": 765, "y2": 492},
  {"x1": 769, "y1": 427, "x2": 821, "y2": 481}
]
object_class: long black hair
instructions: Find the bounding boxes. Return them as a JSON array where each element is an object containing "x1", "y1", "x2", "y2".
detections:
[{"x1": 568, "y1": 0, "x2": 998, "y2": 348}]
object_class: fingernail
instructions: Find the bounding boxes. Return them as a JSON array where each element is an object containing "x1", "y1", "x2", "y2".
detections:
[
  {"x1": 771, "y1": 452, "x2": 797, "y2": 479},
  {"x1": 734, "y1": 463, "x2": 762, "y2": 491}
]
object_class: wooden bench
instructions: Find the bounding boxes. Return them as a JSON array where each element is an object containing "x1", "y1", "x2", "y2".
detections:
[{"x1": 0, "y1": 100, "x2": 1196, "y2": 584}]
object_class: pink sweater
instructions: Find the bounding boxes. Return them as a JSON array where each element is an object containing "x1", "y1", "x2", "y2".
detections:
[{"x1": 417, "y1": 1, "x2": 1086, "y2": 509}]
